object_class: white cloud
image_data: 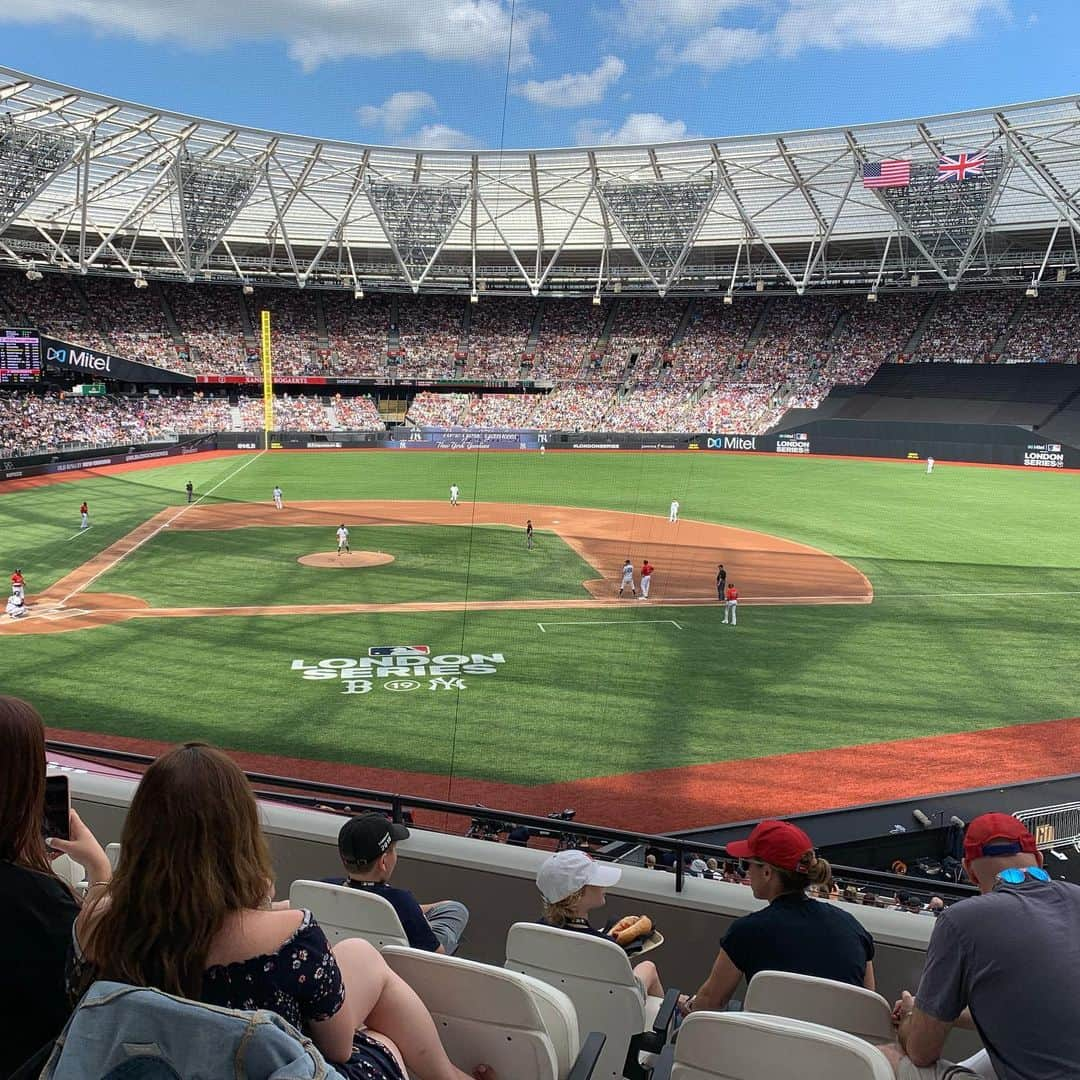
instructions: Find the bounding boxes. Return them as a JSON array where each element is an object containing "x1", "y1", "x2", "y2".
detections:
[
  {"x1": 575, "y1": 112, "x2": 690, "y2": 146},
  {"x1": 677, "y1": 25, "x2": 768, "y2": 69},
  {"x1": 619, "y1": 0, "x2": 757, "y2": 36},
  {"x1": 358, "y1": 91, "x2": 436, "y2": 134},
  {"x1": 514, "y1": 55, "x2": 626, "y2": 109},
  {"x1": 400, "y1": 123, "x2": 482, "y2": 150},
  {"x1": 0, "y1": 0, "x2": 547, "y2": 71},
  {"x1": 774, "y1": 0, "x2": 1009, "y2": 55}
]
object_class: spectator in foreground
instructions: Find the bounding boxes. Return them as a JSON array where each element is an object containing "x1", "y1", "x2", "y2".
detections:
[
  {"x1": 69, "y1": 743, "x2": 495, "y2": 1080},
  {"x1": 680, "y1": 820, "x2": 875, "y2": 1016},
  {"x1": 334, "y1": 813, "x2": 469, "y2": 954},
  {"x1": 536, "y1": 849, "x2": 665, "y2": 998},
  {"x1": 0, "y1": 696, "x2": 110, "y2": 1078},
  {"x1": 887, "y1": 813, "x2": 1080, "y2": 1080}
]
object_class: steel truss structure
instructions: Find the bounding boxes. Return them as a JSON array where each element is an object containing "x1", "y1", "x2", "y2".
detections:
[{"x1": 0, "y1": 66, "x2": 1078, "y2": 298}]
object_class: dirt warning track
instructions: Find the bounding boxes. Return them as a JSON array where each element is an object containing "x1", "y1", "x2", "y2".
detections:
[{"x1": 2, "y1": 500, "x2": 871, "y2": 634}]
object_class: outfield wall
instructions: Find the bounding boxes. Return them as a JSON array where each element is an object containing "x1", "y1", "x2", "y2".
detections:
[{"x1": 4, "y1": 421, "x2": 1077, "y2": 484}]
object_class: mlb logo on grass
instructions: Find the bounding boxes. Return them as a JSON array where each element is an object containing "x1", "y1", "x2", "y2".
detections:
[{"x1": 369, "y1": 645, "x2": 430, "y2": 658}]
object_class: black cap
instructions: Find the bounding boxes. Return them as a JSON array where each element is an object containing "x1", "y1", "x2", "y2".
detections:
[{"x1": 338, "y1": 813, "x2": 410, "y2": 865}]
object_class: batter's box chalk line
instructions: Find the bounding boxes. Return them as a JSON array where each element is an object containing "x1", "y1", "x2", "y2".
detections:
[{"x1": 537, "y1": 619, "x2": 684, "y2": 633}]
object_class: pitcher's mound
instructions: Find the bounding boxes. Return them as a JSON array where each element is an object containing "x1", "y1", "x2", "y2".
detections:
[{"x1": 298, "y1": 551, "x2": 395, "y2": 569}]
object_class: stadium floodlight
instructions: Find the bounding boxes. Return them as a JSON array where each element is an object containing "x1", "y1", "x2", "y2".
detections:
[
  {"x1": 1026, "y1": 277, "x2": 1038, "y2": 297},
  {"x1": 24, "y1": 267, "x2": 43, "y2": 281},
  {"x1": 755, "y1": 279, "x2": 765, "y2": 292},
  {"x1": 866, "y1": 291, "x2": 878, "y2": 302},
  {"x1": 470, "y1": 292, "x2": 479, "y2": 304},
  {"x1": 242, "y1": 283, "x2": 254, "y2": 296},
  {"x1": 910, "y1": 274, "x2": 920, "y2": 287},
  {"x1": 133, "y1": 276, "x2": 148, "y2": 289},
  {"x1": 353, "y1": 288, "x2": 364, "y2": 300},
  {"x1": 723, "y1": 294, "x2": 733, "y2": 305},
  {"x1": 0, "y1": 116, "x2": 77, "y2": 234},
  {"x1": 592, "y1": 294, "x2": 601, "y2": 306},
  {"x1": 176, "y1": 152, "x2": 260, "y2": 273},
  {"x1": 1056, "y1": 268, "x2": 1067, "y2": 282}
]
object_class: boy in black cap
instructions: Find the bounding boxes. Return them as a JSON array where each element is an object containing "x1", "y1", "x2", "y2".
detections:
[{"x1": 335, "y1": 813, "x2": 469, "y2": 954}]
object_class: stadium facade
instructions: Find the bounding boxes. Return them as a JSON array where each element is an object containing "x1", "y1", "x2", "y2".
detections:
[{"x1": 0, "y1": 66, "x2": 1078, "y2": 299}]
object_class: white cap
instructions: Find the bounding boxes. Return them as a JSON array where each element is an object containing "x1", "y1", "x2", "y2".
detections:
[
  {"x1": 690, "y1": 859, "x2": 708, "y2": 874},
  {"x1": 536, "y1": 850, "x2": 621, "y2": 903}
]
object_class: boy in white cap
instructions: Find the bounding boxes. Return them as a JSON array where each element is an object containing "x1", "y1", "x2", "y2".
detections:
[{"x1": 535, "y1": 849, "x2": 665, "y2": 998}]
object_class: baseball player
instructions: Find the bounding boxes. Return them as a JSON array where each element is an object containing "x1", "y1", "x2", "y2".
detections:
[
  {"x1": 640, "y1": 559, "x2": 654, "y2": 599},
  {"x1": 723, "y1": 583, "x2": 739, "y2": 625},
  {"x1": 5, "y1": 594, "x2": 26, "y2": 619},
  {"x1": 336, "y1": 524, "x2": 350, "y2": 555},
  {"x1": 926, "y1": 456, "x2": 935, "y2": 474},
  {"x1": 272, "y1": 486, "x2": 284, "y2": 510},
  {"x1": 525, "y1": 519, "x2": 534, "y2": 550},
  {"x1": 80, "y1": 501, "x2": 89, "y2": 530},
  {"x1": 449, "y1": 483, "x2": 459, "y2": 506},
  {"x1": 618, "y1": 559, "x2": 636, "y2": 597},
  {"x1": 669, "y1": 499, "x2": 680, "y2": 523},
  {"x1": 716, "y1": 563, "x2": 727, "y2": 601},
  {"x1": 11, "y1": 568, "x2": 25, "y2": 599},
  {"x1": 185, "y1": 481, "x2": 194, "y2": 504}
]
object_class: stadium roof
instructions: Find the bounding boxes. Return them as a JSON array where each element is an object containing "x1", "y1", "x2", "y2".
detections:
[{"x1": 1, "y1": 65, "x2": 1078, "y2": 297}]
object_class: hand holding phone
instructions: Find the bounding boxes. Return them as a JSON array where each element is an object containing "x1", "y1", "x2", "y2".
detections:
[{"x1": 43, "y1": 774, "x2": 70, "y2": 843}]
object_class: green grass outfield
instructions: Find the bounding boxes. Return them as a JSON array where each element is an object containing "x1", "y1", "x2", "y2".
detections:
[{"x1": 2, "y1": 449, "x2": 1078, "y2": 785}]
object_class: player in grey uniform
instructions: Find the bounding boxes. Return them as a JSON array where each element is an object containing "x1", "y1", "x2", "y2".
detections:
[
  {"x1": 619, "y1": 559, "x2": 636, "y2": 597},
  {"x1": 336, "y1": 524, "x2": 350, "y2": 555}
]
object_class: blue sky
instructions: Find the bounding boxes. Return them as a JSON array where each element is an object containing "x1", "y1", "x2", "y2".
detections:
[{"x1": 0, "y1": 1, "x2": 1074, "y2": 148}]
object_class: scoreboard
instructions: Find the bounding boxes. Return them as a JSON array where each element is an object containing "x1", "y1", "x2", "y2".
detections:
[{"x1": 0, "y1": 328, "x2": 42, "y2": 383}]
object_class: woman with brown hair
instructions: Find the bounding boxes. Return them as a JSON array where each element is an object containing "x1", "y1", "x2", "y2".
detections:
[
  {"x1": 0, "y1": 696, "x2": 110, "y2": 1079},
  {"x1": 70, "y1": 743, "x2": 495, "y2": 1080},
  {"x1": 679, "y1": 820, "x2": 876, "y2": 1016}
]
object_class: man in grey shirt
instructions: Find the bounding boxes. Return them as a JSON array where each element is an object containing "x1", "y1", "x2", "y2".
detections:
[{"x1": 887, "y1": 812, "x2": 1080, "y2": 1079}]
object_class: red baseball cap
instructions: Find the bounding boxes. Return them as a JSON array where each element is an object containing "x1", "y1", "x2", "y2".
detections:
[
  {"x1": 963, "y1": 813, "x2": 1038, "y2": 862},
  {"x1": 726, "y1": 820, "x2": 815, "y2": 873}
]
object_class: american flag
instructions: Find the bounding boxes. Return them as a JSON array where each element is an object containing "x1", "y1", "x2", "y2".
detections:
[
  {"x1": 862, "y1": 160, "x2": 911, "y2": 189},
  {"x1": 936, "y1": 151, "x2": 986, "y2": 182}
]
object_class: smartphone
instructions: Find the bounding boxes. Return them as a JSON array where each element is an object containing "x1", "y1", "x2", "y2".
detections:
[{"x1": 43, "y1": 774, "x2": 70, "y2": 841}]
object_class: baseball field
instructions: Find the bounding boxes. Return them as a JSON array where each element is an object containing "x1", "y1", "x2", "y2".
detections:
[{"x1": 2, "y1": 448, "x2": 1078, "y2": 830}]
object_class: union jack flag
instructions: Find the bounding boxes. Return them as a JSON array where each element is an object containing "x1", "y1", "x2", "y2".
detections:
[{"x1": 936, "y1": 152, "x2": 986, "y2": 183}]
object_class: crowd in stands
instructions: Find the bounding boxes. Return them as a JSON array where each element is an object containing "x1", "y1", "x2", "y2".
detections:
[
  {"x1": 5, "y1": 274, "x2": 1080, "y2": 443},
  {"x1": 0, "y1": 391, "x2": 232, "y2": 454},
  {"x1": 330, "y1": 394, "x2": 384, "y2": 430},
  {"x1": 6, "y1": 689, "x2": 1079, "y2": 1079},
  {"x1": 918, "y1": 291, "x2": 1019, "y2": 364}
]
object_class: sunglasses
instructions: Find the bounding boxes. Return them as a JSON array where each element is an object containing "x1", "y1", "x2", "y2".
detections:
[{"x1": 996, "y1": 866, "x2": 1050, "y2": 885}]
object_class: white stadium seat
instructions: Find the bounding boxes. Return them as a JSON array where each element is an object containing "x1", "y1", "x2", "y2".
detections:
[
  {"x1": 654, "y1": 1011, "x2": 895, "y2": 1080},
  {"x1": 382, "y1": 945, "x2": 601, "y2": 1080},
  {"x1": 505, "y1": 922, "x2": 675, "y2": 1078},
  {"x1": 743, "y1": 970, "x2": 895, "y2": 1044},
  {"x1": 288, "y1": 879, "x2": 410, "y2": 949}
]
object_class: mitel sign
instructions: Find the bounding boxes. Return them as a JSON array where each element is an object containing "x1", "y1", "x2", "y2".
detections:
[
  {"x1": 40, "y1": 335, "x2": 194, "y2": 385},
  {"x1": 706, "y1": 436, "x2": 757, "y2": 451},
  {"x1": 45, "y1": 341, "x2": 111, "y2": 374}
]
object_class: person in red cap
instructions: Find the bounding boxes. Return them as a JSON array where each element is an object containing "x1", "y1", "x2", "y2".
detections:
[
  {"x1": 886, "y1": 812, "x2": 1080, "y2": 1080},
  {"x1": 678, "y1": 819, "x2": 874, "y2": 1017}
]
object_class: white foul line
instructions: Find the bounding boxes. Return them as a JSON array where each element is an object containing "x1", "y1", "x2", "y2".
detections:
[
  {"x1": 537, "y1": 619, "x2": 684, "y2": 631},
  {"x1": 59, "y1": 450, "x2": 266, "y2": 605},
  {"x1": 64, "y1": 528, "x2": 91, "y2": 541}
]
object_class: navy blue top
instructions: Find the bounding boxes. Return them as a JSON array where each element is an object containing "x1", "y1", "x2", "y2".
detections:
[
  {"x1": 721, "y1": 892, "x2": 874, "y2": 987},
  {"x1": 340, "y1": 879, "x2": 439, "y2": 952}
]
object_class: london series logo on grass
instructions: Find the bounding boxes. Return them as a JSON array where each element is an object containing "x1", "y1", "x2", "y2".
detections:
[{"x1": 290, "y1": 646, "x2": 506, "y2": 696}]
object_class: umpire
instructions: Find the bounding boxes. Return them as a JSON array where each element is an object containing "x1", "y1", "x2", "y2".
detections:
[{"x1": 716, "y1": 563, "x2": 727, "y2": 601}]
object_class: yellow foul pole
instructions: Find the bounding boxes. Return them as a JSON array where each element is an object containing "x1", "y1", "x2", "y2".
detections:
[{"x1": 260, "y1": 309, "x2": 273, "y2": 450}]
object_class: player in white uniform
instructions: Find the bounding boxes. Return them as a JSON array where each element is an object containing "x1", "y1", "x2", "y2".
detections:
[
  {"x1": 450, "y1": 484, "x2": 459, "y2": 506},
  {"x1": 336, "y1": 524, "x2": 350, "y2": 555},
  {"x1": 669, "y1": 499, "x2": 680, "y2": 523},
  {"x1": 6, "y1": 594, "x2": 26, "y2": 618},
  {"x1": 618, "y1": 559, "x2": 636, "y2": 597},
  {"x1": 272, "y1": 486, "x2": 283, "y2": 509},
  {"x1": 926, "y1": 456, "x2": 935, "y2": 474}
]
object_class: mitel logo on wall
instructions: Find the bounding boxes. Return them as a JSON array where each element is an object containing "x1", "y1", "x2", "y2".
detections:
[
  {"x1": 45, "y1": 343, "x2": 112, "y2": 374},
  {"x1": 776, "y1": 433, "x2": 811, "y2": 454},
  {"x1": 1024, "y1": 443, "x2": 1064, "y2": 468},
  {"x1": 290, "y1": 646, "x2": 506, "y2": 695},
  {"x1": 706, "y1": 436, "x2": 757, "y2": 451}
]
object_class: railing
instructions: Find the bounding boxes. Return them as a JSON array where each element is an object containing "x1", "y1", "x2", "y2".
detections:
[
  {"x1": 1014, "y1": 803, "x2": 1080, "y2": 850},
  {"x1": 47, "y1": 738, "x2": 977, "y2": 902}
]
